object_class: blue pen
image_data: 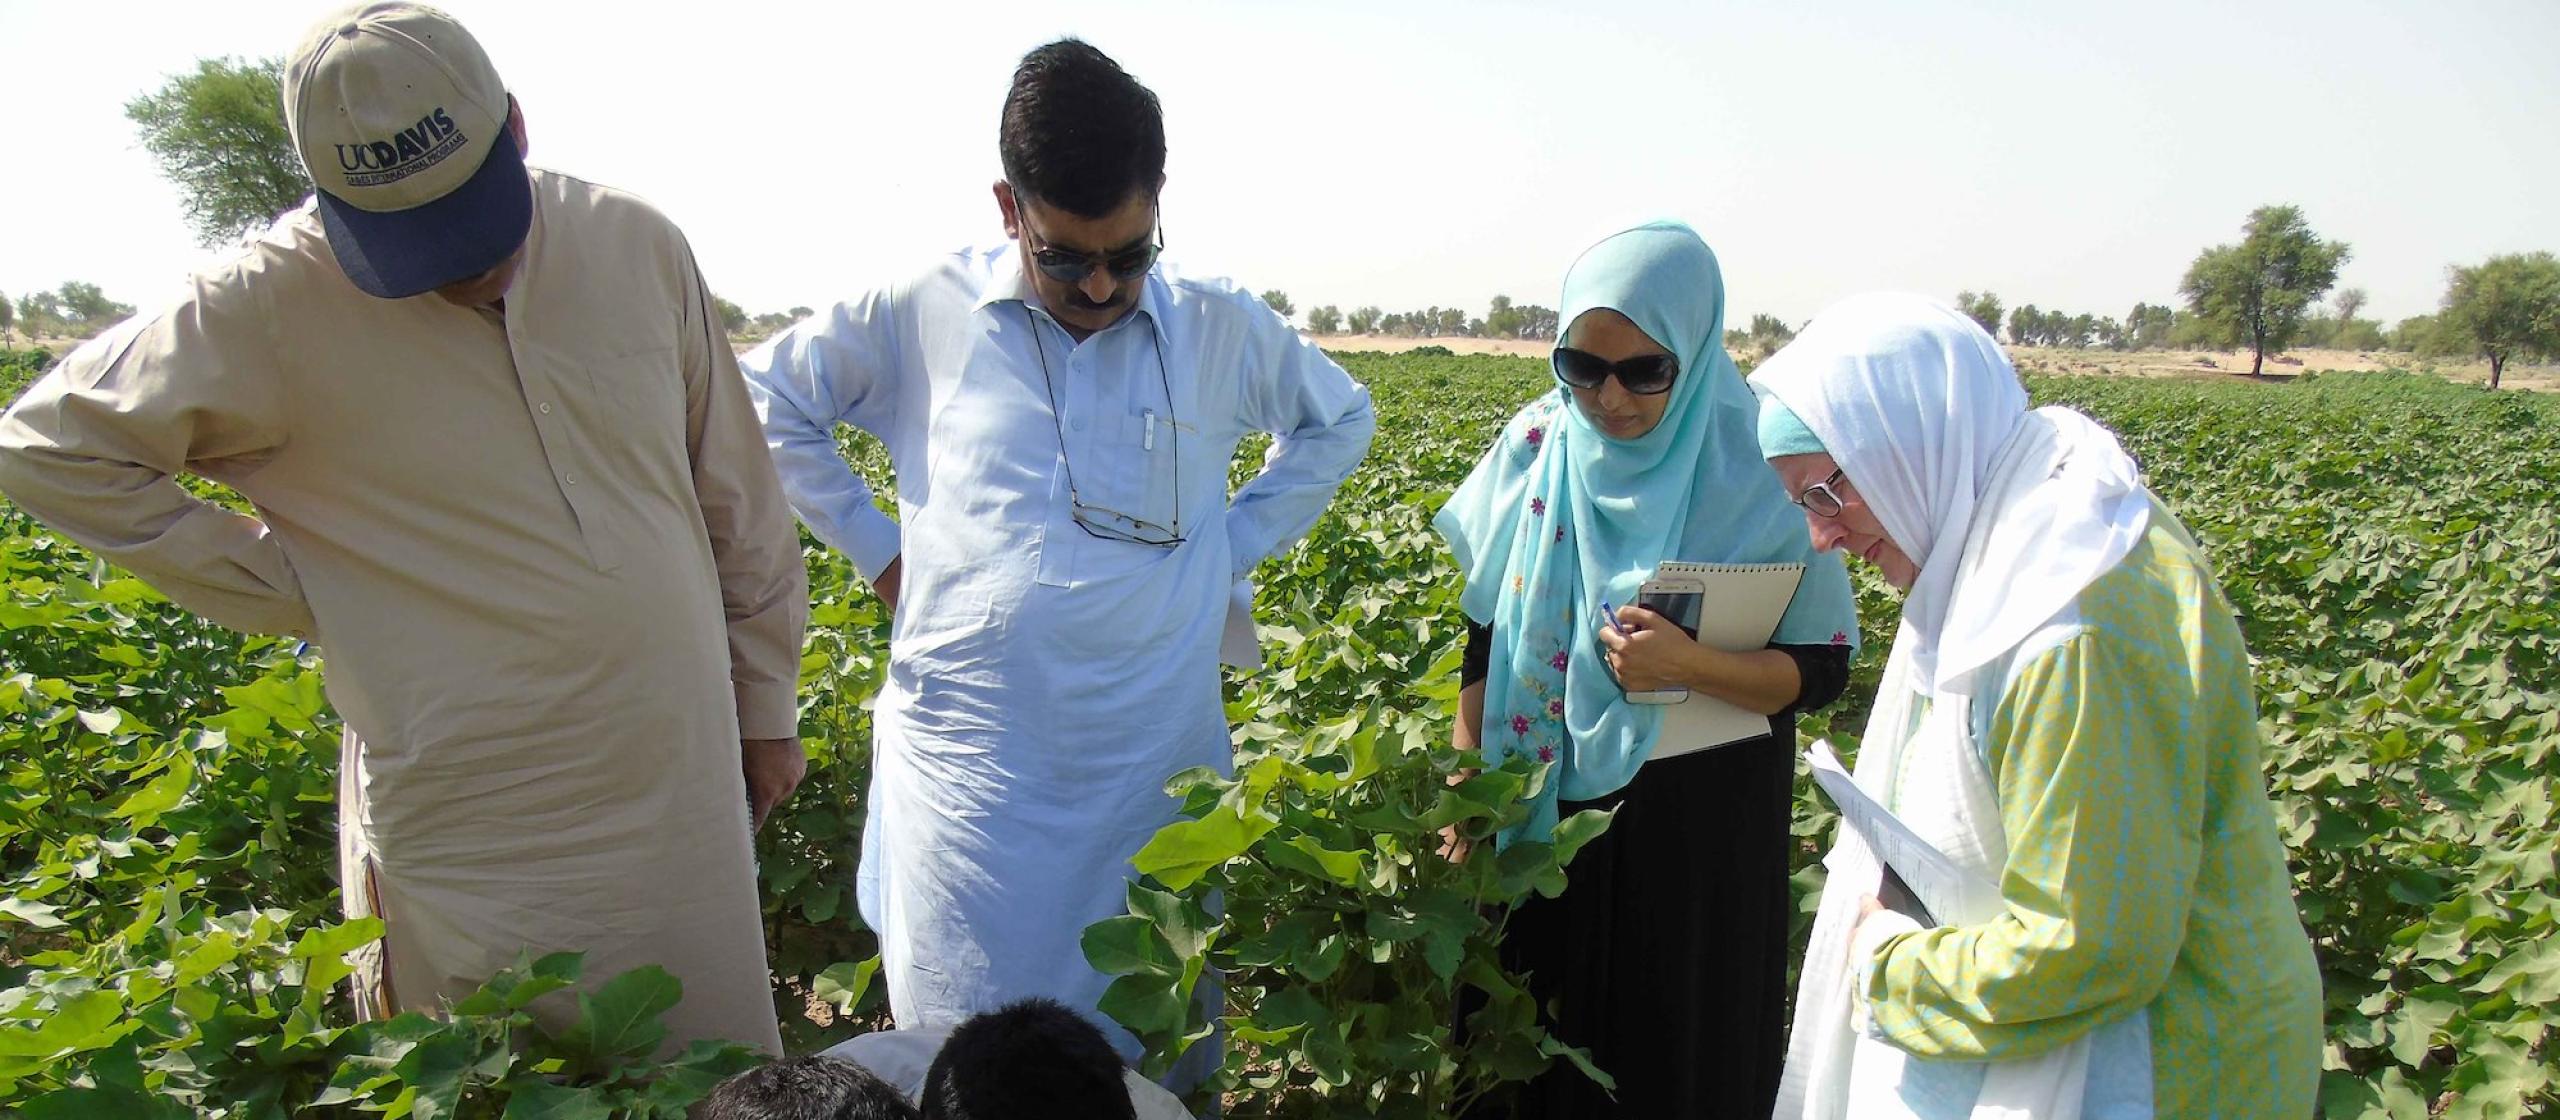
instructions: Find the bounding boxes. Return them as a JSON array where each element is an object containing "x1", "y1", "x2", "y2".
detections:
[{"x1": 1599, "y1": 600, "x2": 1630, "y2": 636}]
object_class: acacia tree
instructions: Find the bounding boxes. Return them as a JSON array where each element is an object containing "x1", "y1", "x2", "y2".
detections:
[
  {"x1": 125, "y1": 56, "x2": 309, "y2": 247},
  {"x1": 2440, "y1": 251, "x2": 2560, "y2": 390},
  {"x1": 2178, "y1": 205, "x2": 2350, "y2": 375},
  {"x1": 1259, "y1": 290, "x2": 1294, "y2": 324},
  {"x1": 1955, "y1": 291, "x2": 2003, "y2": 338}
]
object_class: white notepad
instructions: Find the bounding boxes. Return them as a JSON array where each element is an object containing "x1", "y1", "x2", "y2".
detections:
[{"x1": 1645, "y1": 561, "x2": 1807, "y2": 757}]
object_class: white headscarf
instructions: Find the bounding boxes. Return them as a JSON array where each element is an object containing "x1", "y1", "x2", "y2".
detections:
[
  {"x1": 1748, "y1": 293, "x2": 2150, "y2": 698},
  {"x1": 1751, "y1": 294, "x2": 2155, "y2": 1120}
]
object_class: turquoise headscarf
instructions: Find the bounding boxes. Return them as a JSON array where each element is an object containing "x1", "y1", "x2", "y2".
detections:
[{"x1": 1433, "y1": 220, "x2": 1860, "y2": 844}]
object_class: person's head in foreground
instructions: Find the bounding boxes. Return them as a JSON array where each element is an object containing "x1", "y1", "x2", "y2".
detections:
[
  {"x1": 701, "y1": 1055, "x2": 920, "y2": 1120},
  {"x1": 992, "y1": 39, "x2": 1167, "y2": 339},
  {"x1": 920, "y1": 997, "x2": 1138, "y2": 1120},
  {"x1": 283, "y1": 1, "x2": 534, "y2": 306}
]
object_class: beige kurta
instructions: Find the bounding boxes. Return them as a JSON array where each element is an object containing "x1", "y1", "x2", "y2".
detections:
[{"x1": 0, "y1": 169, "x2": 804, "y2": 1053}]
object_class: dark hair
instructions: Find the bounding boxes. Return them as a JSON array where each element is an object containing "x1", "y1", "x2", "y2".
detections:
[
  {"x1": 701, "y1": 1055, "x2": 920, "y2": 1120},
  {"x1": 919, "y1": 998, "x2": 1137, "y2": 1120},
  {"x1": 998, "y1": 39, "x2": 1165, "y2": 219}
]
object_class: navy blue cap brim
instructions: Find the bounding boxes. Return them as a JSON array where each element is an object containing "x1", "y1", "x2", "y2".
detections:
[{"x1": 316, "y1": 130, "x2": 533, "y2": 300}]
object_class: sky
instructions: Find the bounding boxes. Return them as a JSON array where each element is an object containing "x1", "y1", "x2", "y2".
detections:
[{"x1": 2, "y1": 0, "x2": 2554, "y2": 329}]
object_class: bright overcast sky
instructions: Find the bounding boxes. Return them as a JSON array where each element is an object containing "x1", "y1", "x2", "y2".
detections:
[{"x1": 2, "y1": 0, "x2": 2553, "y2": 328}]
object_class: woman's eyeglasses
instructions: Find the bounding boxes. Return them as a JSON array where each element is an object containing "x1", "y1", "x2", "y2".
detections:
[
  {"x1": 1790, "y1": 468, "x2": 1851, "y2": 518},
  {"x1": 1552, "y1": 347, "x2": 1678, "y2": 395}
]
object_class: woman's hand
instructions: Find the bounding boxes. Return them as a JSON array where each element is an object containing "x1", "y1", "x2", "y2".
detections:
[{"x1": 1597, "y1": 603, "x2": 1707, "y2": 693}]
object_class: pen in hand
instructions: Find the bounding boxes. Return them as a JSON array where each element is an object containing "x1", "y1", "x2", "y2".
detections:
[{"x1": 1599, "y1": 600, "x2": 1630, "y2": 637}]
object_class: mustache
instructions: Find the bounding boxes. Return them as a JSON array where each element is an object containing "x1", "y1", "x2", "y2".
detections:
[{"x1": 1062, "y1": 291, "x2": 1131, "y2": 313}]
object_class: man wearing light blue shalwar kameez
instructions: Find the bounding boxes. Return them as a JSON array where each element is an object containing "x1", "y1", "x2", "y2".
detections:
[{"x1": 740, "y1": 243, "x2": 1373, "y2": 1074}]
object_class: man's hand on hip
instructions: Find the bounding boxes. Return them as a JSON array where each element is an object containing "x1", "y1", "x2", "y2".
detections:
[
  {"x1": 874, "y1": 555, "x2": 902, "y2": 616},
  {"x1": 742, "y1": 737, "x2": 806, "y2": 832}
]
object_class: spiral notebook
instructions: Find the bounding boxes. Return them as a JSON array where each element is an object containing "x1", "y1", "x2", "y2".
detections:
[{"x1": 1646, "y1": 561, "x2": 1807, "y2": 758}]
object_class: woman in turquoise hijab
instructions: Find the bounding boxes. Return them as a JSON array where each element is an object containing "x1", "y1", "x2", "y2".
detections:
[{"x1": 1436, "y1": 221, "x2": 1861, "y2": 1117}]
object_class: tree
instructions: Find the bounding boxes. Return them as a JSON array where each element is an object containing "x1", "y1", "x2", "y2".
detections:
[
  {"x1": 713, "y1": 295, "x2": 749, "y2": 335},
  {"x1": 57, "y1": 282, "x2": 134, "y2": 329},
  {"x1": 1484, "y1": 294, "x2": 1525, "y2": 339},
  {"x1": 2178, "y1": 205, "x2": 2351, "y2": 375},
  {"x1": 17, "y1": 292, "x2": 64, "y2": 338},
  {"x1": 2008, "y1": 304, "x2": 2040, "y2": 347},
  {"x1": 0, "y1": 291, "x2": 12, "y2": 346},
  {"x1": 2331, "y1": 287, "x2": 2367, "y2": 325},
  {"x1": 788, "y1": 306, "x2": 814, "y2": 319},
  {"x1": 1955, "y1": 291, "x2": 2003, "y2": 338},
  {"x1": 1347, "y1": 306, "x2": 1381, "y2": 335},
  {"x1": 2440, "y1": 251, "x2": 2560, "y2": 390},
  {"x1": 1259, "y1": 290, "x2": 1294, "y2": 323},
  {"x1": 2124, "y1": 303, "x2": 2178, "y2": 350},
  {"x1": 1305, "y1": 305, "x2": 1342, "y2": 334},
  {"x1": 1516, "y1": 305, "x2": 1559, "y2": 341},
  {"x1": 124, "y1": 56, "x2": 309, "y2": 247}
]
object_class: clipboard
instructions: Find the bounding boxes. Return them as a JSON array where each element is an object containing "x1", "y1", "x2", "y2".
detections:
[{"x1": 1645, "y1": 561, "x2": 1806, "y2": 757}]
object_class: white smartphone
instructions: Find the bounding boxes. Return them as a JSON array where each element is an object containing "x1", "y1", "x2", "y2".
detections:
[{"x1": 1621, "y1": 571, "x2": 1705, "y2": 704}]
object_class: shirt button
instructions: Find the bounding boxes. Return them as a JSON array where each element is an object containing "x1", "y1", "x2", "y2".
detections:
[
  {"x1": 539, "y1": 402, "x2": 552, "y2": 414},
  {"x1": 1071, "y1": 415, "x2": 1088, "y2": 432},
  {"x1": 564, "y1": 474, "x2": 578, "y2": 486}
]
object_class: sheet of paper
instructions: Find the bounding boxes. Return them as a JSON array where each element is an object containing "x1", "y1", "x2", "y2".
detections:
[{"x1": 1805, "y1": 739, "x2": 1988, "y2": 920}]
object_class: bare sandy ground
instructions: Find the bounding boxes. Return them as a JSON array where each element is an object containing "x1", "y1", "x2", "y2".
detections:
[{"x1": 1306, "y1": 334, "x2": 2554, "y2": 392}]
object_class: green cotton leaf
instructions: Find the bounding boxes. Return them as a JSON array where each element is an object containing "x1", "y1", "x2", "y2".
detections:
[
  {"x1": 812, "y1": 957, "x2": 882, "y2": 1011},
  {"x1": 22, "y1": 1085, "x2": 193, "y2": 1120},
  {"x1": 0, "y1": 990, "x2": 122, "y2": 1058},
  {"x1": 1082, "y1": 915, "x2": 1182, "y2": 979},
  {"x1": 559, "y1": 965, "x2": 683, "y2": 1065},
  {"x1": 2385, "y1": 992, "x2": 2461, "y2": 1069},
  {"x1": 0, "y1": 898, "x2": 65, "y2": 929},
  {"x1": 1251, "y1": 985, "x2": 1328, "y2": 1034},
  {"x1": 453, "y1": 950, "x2": 585, "y2": 1017},
  {"x1": 398, "y1": 1031, "x2": 489, "y2": 1120},
  {"x1": 635, "y1": 1039, "x2": 766, "y2": 1112},
  {"x1": 1537, "y1": 1035, "x2": 1618, "y2": 1093},
  {"x1": 109, "y1": 749, "x2": 196, "y2": 824},
  {"x1": 1125, "y1": 881, "x2": 1211, "y2": 961},
  {"x1": 498, "y1": 1080, "x2": 618, "y2": 1120},
  {"x1": 1132, "y1": 806, "x2": 1277, "y2": 891},
  {"x1": 292, "y1": 916, "x2": 387, "y2": 960},
  {"x1": 2468, "y1": 935, "x2": 2560, "y2": 1004},
  {"x1": 1096, "y1": 972, "x2": 1190, "y2": 1039},
  {"x1": 1262, "y1": 835, "x2": 1364, "y2": 888},
  {"x1": 1551, "y1": 807, "x2": 1615, "y2": 866}
]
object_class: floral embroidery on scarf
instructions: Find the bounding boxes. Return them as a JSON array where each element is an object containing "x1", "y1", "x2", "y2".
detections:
[{"x1": 1530, "y1": 497, "x2": 1546, "y2": 517}]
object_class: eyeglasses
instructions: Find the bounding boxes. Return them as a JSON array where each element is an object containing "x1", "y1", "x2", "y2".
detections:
[
  {"x1": 1016, "y1": 199, "x2": 1164, "y2": 286},
  {"x1": 1024, "y1": 306, "x2": 1185, "y2": 548},
  {"x1": 1790, "y1": 467, "x2": 1851, "y2": 518},
  {"x1": 1552, "y1": 347, "x2": 1679, "y2": 395}
]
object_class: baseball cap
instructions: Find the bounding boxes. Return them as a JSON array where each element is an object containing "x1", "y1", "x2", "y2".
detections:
[{"x1": 284, "y1": 2, "x2": 532, "y2": 299}]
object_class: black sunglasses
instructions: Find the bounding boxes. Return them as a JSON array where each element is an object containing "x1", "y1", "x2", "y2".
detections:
[
  {"x1": 1552, "y1": 347, "x2": 1679, "y2": 395},
  {"x1": 1018, "y1": 205, "x2": 1164, "y2": 285}
]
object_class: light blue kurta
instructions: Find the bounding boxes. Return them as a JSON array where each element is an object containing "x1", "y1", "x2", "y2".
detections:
[{"x1": 739, "y1": 246, "x2": 1374, "y2": 1060}]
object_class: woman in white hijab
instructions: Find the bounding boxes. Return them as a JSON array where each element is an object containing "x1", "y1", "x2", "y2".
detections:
[{"x1": 1751, "y1": 294, "x2": 2319, "y2": 1120}]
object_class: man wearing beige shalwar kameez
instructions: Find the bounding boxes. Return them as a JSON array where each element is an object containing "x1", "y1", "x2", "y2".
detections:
[{"x1": 0, "y1": 2, "x2": 802, "y2": 1054}]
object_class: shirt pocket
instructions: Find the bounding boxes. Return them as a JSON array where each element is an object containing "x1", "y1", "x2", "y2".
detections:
[
  {"x1": 563, "y1": 344, "x2": 692, "y2": 569},
  {"x1": 1086, "y1": 403, "x2": 1185, "y2": 543}
]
